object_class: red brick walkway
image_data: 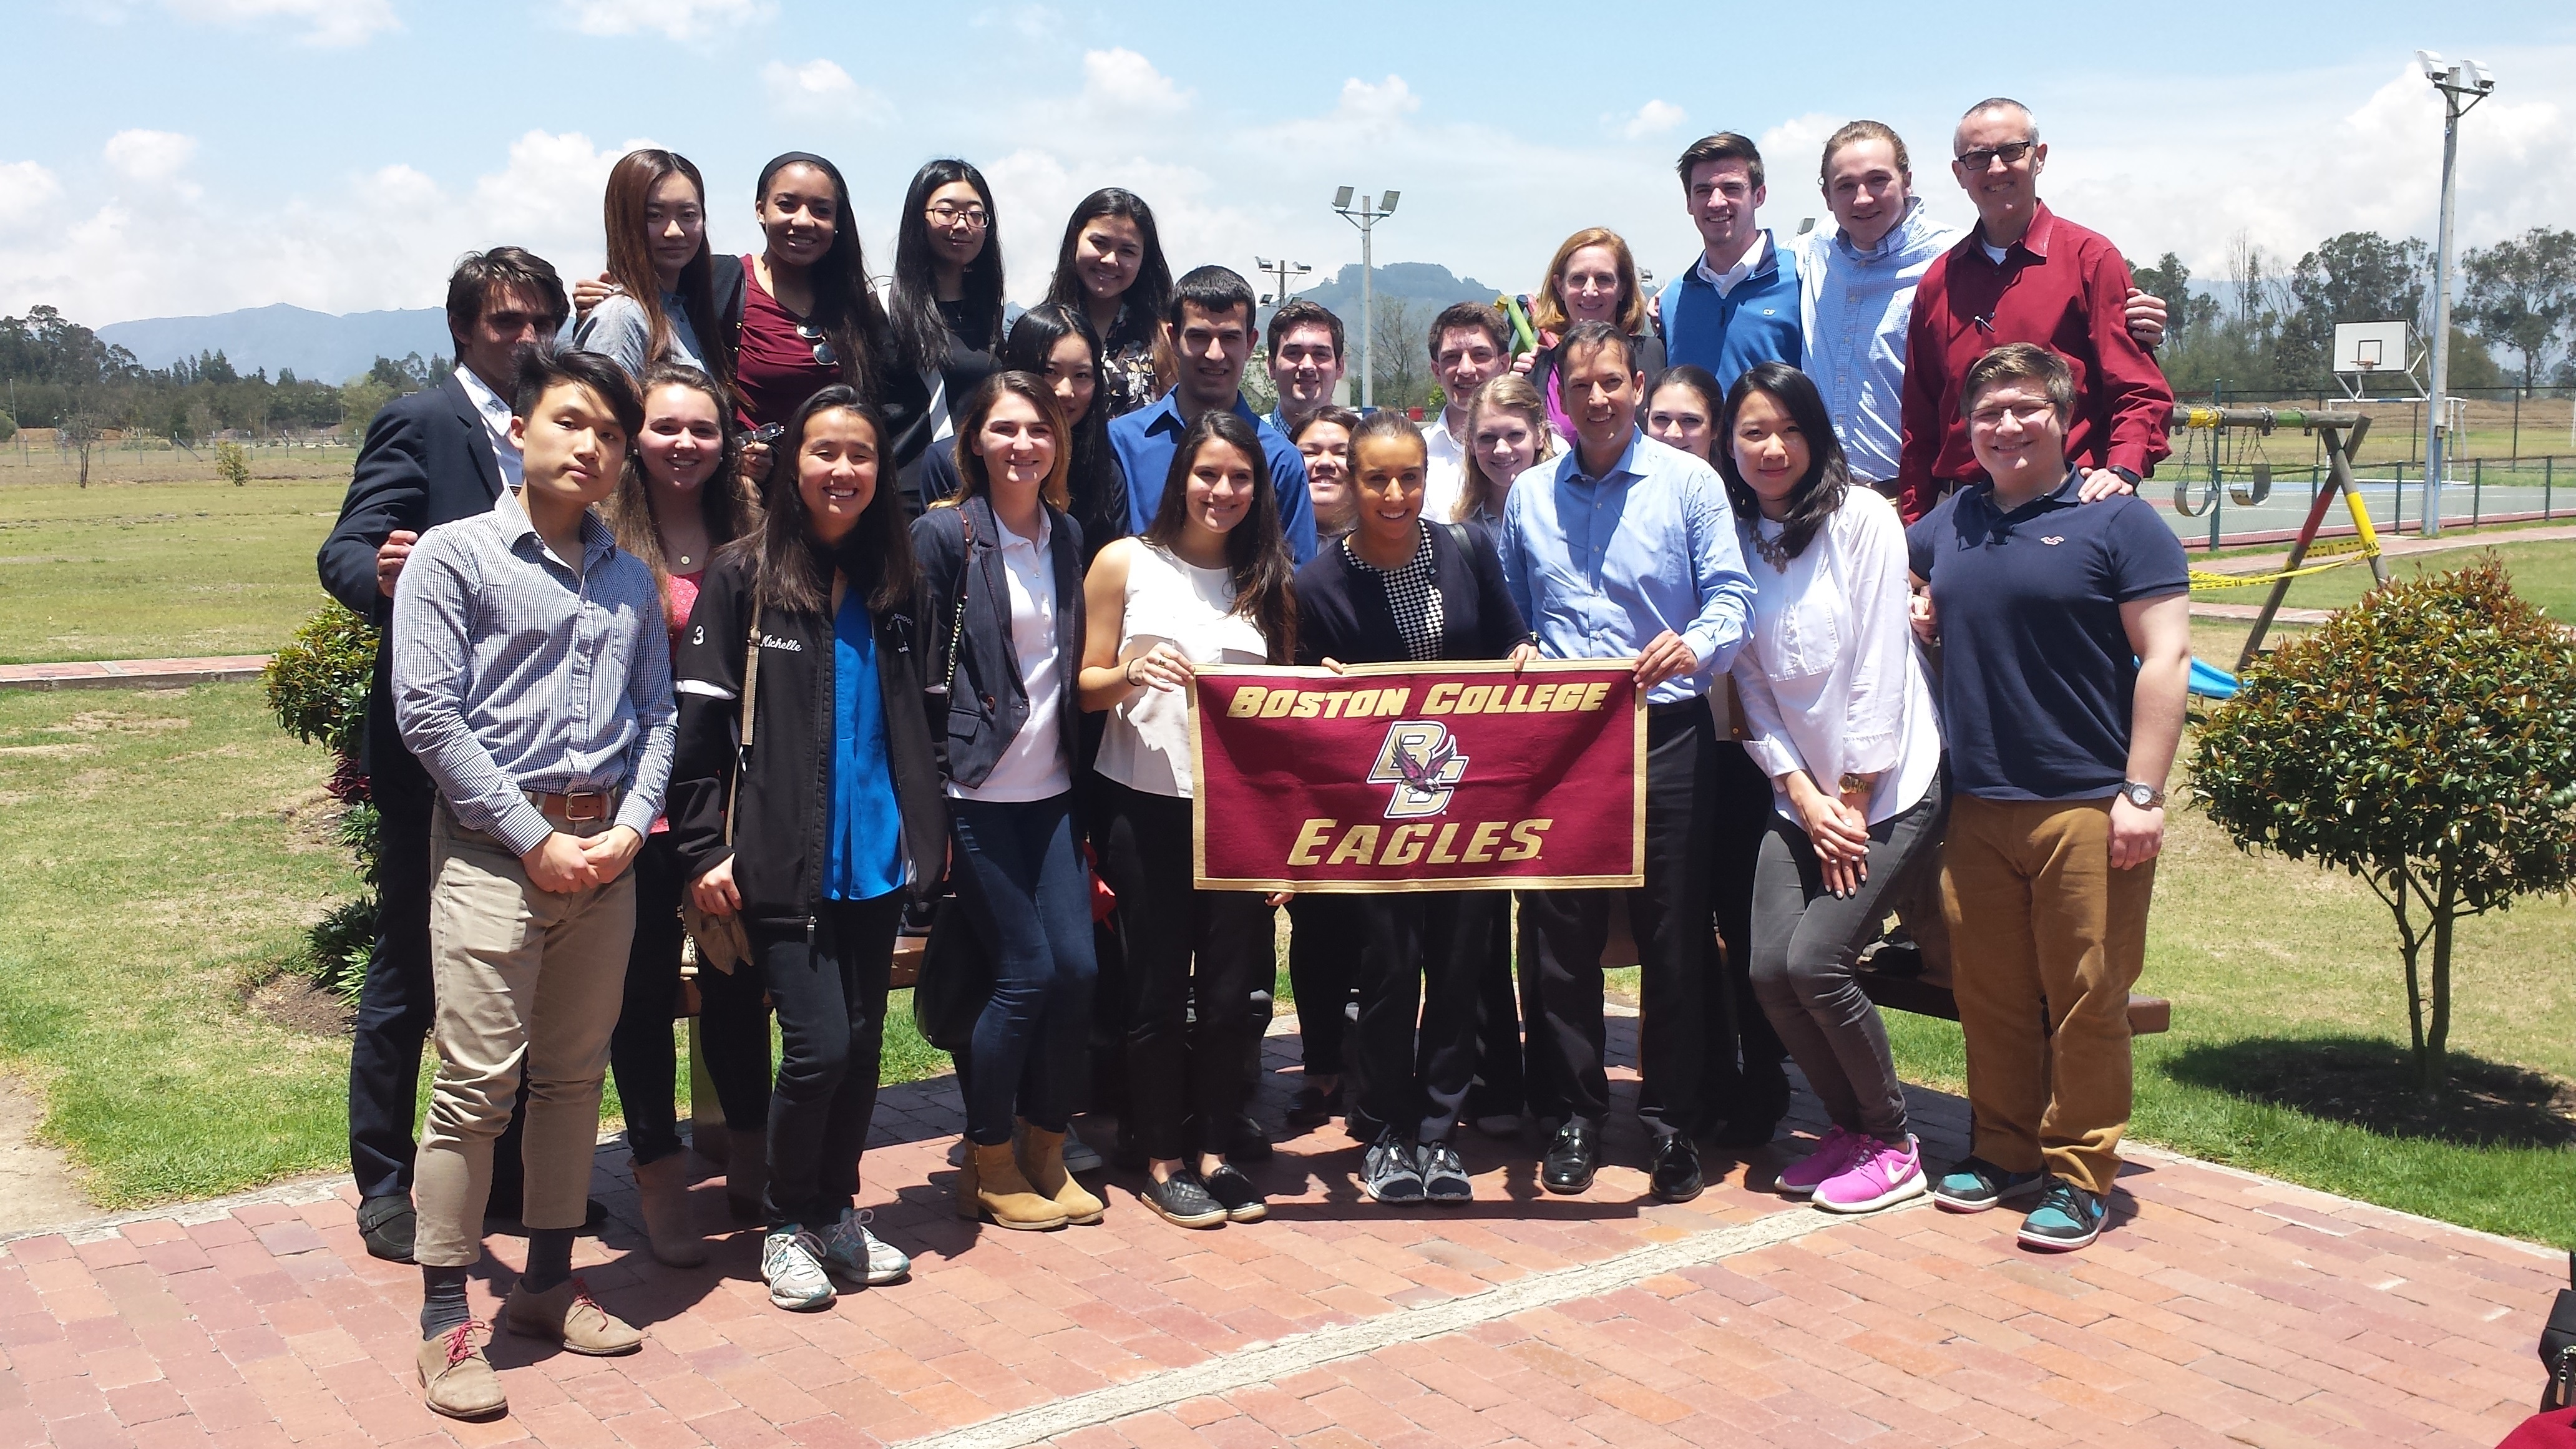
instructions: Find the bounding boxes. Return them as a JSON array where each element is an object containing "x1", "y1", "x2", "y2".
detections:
[{"x1": 2, "y1": 1018, "x2": 2561, "y2": 1449}]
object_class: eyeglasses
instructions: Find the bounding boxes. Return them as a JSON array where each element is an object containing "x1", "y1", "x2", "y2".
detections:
[
  {"x1": 925, "y1": 203, "x2": 990, "y2": 229},
  {"x1": 1968, "y1": 399, "x2": 2058, "y2": 430},
  {"x1": 1954, "y1": 140, "x2": 2037, "y2": 172},
  {"x1": 796, "y1": 321, "x2": 837, "y2": 369}
]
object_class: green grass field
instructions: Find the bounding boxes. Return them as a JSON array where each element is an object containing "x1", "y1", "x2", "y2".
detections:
[
  {"x1": 2192, "y1": 536, "x2": 2576, "y2": 618},
  {"x1": 0, "y1": 477, "x2": 348, "y2": 664}
]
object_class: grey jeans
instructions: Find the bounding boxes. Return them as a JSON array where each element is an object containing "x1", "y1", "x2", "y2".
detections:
[{"x1": 1747, "y1": 782, "x2": 1946, "y2": 1143}]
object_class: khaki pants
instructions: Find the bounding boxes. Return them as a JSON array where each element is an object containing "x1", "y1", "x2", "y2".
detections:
[
  {"x1": 1939, "y1": 794, "x2": 2154, "y2": 1198},
  {"x1": 413, "y1": 804, "x2": 635, "y2": 1268}
]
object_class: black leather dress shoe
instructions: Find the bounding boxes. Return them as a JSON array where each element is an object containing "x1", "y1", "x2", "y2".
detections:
[
  {"x1": 1541, "y1": 1123, "x2": 1599, "y2": 1194},
  {"x1": 1228, "y1": 1113, "x2": 1275, "y2": 1163},
  {"x1": 1650, "y1": 1134, "x2": 1704, "y2": 1203},
  {"x1": 1285, "y1": 1081, "x2": 1342, "y2": 1129},
  {"x1": 356, "y1": 1194, "x2": 416, "y2": 1263}
]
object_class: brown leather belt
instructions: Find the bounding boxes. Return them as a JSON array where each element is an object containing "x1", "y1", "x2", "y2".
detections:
[{"x1": 525, "y1": 788, "x2": 618, "y2": 824}]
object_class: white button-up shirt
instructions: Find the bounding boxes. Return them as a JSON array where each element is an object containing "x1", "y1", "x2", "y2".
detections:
[
  {"x1": 1421, "y1": 410, "x2": 1468, "y2": 524},
  {"x1": 453, "y1": 364, "x2": 525, "y2": 492},
  {"x1": 951, "y1": 509, "x2": 1072, "y2": 802}
]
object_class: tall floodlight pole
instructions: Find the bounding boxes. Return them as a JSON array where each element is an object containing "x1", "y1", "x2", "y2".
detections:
[
  {"x1": 1332, "y1": 187, "x2": 1400, "y2": 409},
  {"x1": 2414, "y1": 49, "x2": 2494, "y2": 538},
  {"x1": 1254, "y1": 256, "x2": 1312, "y2": 308}
]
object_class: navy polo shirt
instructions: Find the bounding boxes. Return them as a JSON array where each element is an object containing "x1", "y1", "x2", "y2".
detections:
[
  {"x1": 1905, "y1": 470, "x2": 2188, "y2": 801},
  {"x1": 1109, "y1": 391, "x2": 1317, "y2": 564}
]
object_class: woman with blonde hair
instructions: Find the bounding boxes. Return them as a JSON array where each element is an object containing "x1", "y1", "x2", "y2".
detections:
[
  {"x1": 1514, "y1": 227, "x2": 1666, "y2": 438},
  {"x1": 1451, "y1": 373, "x2": 1557, "y2": 529}
]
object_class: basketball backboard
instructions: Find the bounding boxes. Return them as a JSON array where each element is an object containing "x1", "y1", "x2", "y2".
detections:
[{"x1": 2331, "y1": 320, "x2": 2422, "y2": 399}]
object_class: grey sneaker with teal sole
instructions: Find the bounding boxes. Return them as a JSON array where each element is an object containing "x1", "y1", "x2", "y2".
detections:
[
  {"x1": 1420, "y1": 1141, "x2": 1472, "y2": 1205},
  {"x1": 1931, "y1": 1156, "x2": 2047, "y2": 1213},
  {"x1": 761, "y1": 1228, "x2": 836, "y2": 1311},
  {"x1": 821, "y1": 1208, "x2": 909, "y2": 1286},
  {"x1": 2017, "y1": 1180, "x2": 2106, "y2": 1251}
]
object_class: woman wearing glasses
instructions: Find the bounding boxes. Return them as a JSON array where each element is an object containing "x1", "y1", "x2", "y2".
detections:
[
  {"x1": 887, "y1": 160, "x2": 1007, "y2": 513},
  {"x1": 731, "y1": 152, "x2": 925, "y2": 441}
]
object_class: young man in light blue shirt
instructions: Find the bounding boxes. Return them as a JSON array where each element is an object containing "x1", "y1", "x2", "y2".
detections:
[{"x1": 1498, "y1": 320, "x2": 1754, "y2": 1207}]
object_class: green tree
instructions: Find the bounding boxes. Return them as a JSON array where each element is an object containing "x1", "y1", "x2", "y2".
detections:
[
  {"x1": 2275, "y1": 232, "x2": 2429, "y2": 385},
  {"x1": 2461, "y1": 227, "x2": 2576, "y2": 393},
  {"x1": 2192, "y1": 557, "x2": 2576, "y2": 1092}
]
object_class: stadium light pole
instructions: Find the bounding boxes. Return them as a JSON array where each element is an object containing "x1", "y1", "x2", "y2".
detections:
[
  {"x1": 1332, "y1": 187, "x2": 1399, "y2": 409},
  {"x1": 2415, "y1": 49, "x2": 2494, "y2": 538},
  {"x1": 1254, "y1": 256, "x2": 1312, "y2": 309}
]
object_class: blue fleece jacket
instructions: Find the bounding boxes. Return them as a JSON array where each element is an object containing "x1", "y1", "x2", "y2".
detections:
[{"x1": 1656, "y1": 233, "x2": 1802, "y2": 392}]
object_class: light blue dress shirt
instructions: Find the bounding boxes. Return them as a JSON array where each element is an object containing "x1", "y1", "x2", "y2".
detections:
[
  {"x1": 1796, "y1": 199, "x2": 1962, "y2": 485},
  {"x1": 1496, "y1": 429, "x2": 1755, "y2": 706}
]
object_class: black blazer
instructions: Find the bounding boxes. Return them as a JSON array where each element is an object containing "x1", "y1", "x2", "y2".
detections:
[
  {"x1": 910, "y1": 494, "x2": 1086, "y2": 791},
  {"x1": 920, "y1": 441, "x2": 1131, "y2": 569},
  {"x1": 1294, "y1": 522, "x2": 1528, "y2": 667},
  {"x1": 315, "y1": 374, "x2": 508, "y2": 782},
  {"x1": 666, "y1": 551, "x2": 949, "y2": 921}
]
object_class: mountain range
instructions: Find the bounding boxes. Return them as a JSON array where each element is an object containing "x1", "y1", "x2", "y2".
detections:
[
  {"x1": 98, "y1": 303, "x2": 451, "y2": 384},
  {"x1": 91, "y1": 261, "x2": 1504, "y2": 382}
]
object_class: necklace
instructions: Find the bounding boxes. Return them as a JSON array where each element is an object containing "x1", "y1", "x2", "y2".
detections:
[{"x1": 1752, "y1": 519, "x2": 1792, "y2": 570}]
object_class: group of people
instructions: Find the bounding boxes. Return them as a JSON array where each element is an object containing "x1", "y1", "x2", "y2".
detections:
[{"x1": 317, "y1": 96, "x2": 2193, "y2": 1423}]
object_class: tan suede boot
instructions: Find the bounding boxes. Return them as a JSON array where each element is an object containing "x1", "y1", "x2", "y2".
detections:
[
  {"x1": 417, "y1": 1322, "x2": 505, "y2": 1420},
  {"x1": 724, "y1": 1128, "x2": 766, "y2": 1224},
  {"x1": 965, "y1": 1141, "x2": 1068, "y2": 1230},
  {"x1": 503, "y1": 1278, "x2": 643, "y2": 1355},
  {"x1": 632, "y1": 1153, "x2": 708, "y2": 1267},
  {"x1": 1017, "y1": 1122, "x2": 1105, "y2": 1226}
]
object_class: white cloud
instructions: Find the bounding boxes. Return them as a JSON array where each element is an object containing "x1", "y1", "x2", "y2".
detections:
[
  {"x1": 0, "y1": 162, "x2": 64, "y2": 235},
  {"x1": 1621, "y1": 99, "x2": 1687, "y2": 141},
  {"x1": 103, "y1": 130, "x2": 198, "y2": 183},
  {"x1": 972, "y1": 4, "x2": 1059, "y2": 41},
  {"x1": 759, "y1": 58, "x2": 889, "y2": 125},
  {"x1": 160, "y1": 0, "x2": 397, "y2": 46},
  {"x1": 1081, "y1": 48, "x2": 1190, "y2": 117},
  {"x1": 560, "y1": 0, "x2": 770, "y2": 40}
]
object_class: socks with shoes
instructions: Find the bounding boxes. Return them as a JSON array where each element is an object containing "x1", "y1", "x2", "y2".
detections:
[
  {"x1": 520, "y1": 1228, "x2": 573, "y2": 1295},
  {"x1": 420, "y1": 1266, "x2": 470, "y2": 1337}
]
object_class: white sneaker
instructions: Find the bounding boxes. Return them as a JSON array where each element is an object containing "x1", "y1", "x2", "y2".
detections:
[
  {"x1": 761, "y1": 1229, "x2": 834, "y2": 1311},
  {"x1": 820, "y1": 1208, "x2": 909, "y2": 1286}
]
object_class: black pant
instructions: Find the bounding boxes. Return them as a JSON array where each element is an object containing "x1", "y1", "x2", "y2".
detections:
[
  {"x1": 607, "y1": 832, "x2": 774, "y2": 1165},
  {"x1": 1520, "y1": 700, "x2": 1718, "y2": 1141},
  {"x1": 1699, "y1": 742, "x2": 1792, "y2": 1135},
  {"x1": 1465, "y1": 898, "x2": 1531, "y2": 1121},
  {"x1": 1354, "y1": 891, "x2": 1505, "y2": 1143},
  {"x1": 1286, "y1": 894, "x2": 1356, "y2": 1076},
  {"x1": 1098, "y1": 781, "x2": 1272, "y2": 1161},
  {"x1": 757, "y1": 894, "x2": 902, "y2": 1227}
]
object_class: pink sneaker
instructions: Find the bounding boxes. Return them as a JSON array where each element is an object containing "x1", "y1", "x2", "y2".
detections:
[
  {"x1": 1775, "y1": 1126, "x2": 1863, "y2": 1198},
  {"x1": 1815, "y1": 1134, "x2": 1928, "y2": 1214}
]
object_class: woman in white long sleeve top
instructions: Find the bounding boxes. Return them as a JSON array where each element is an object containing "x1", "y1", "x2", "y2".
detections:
[{"x1": 1718, "y1": 362, "x2": 1946, "y2": 1216}]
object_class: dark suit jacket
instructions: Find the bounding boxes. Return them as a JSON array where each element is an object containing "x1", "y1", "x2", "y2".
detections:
[
  {"x1": 316, "y1": 374, "x2": 509, "y2": 783},
  {"x1": 909, "y1": 492, "x2": 1086, "y2": 793}
]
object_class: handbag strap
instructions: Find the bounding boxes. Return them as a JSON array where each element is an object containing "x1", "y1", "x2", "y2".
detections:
[
  {"x1": 723, "y1": 607, "x2": 761, "y2": 846},
  {"x1": 937, "y1": 509, "x2": 975, "y2": 695}
]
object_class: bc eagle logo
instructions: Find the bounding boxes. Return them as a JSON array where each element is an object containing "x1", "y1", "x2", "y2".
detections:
[{"x1": 1367, "y1": 721, "x2": 1468, "y2": 820}]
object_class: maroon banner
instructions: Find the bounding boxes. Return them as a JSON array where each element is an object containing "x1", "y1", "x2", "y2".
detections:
[{"x1": 1188, "y1": 661, "x2": 1644, "y2": 892}]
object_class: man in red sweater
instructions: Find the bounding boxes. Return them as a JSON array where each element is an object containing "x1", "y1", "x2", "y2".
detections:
[{"x1": 1895, "y1": 98, "x2": 2172, "y2": 521}]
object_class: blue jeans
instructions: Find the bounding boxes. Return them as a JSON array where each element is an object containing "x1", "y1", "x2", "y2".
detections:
[{"x1": 950, "y1": 794, "x2": 1098, "y2": 1145}]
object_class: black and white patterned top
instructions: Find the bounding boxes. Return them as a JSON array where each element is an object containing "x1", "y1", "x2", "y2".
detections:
[{"x1": 1344, "y1": 525, "x2": 1444, "y2": 661}]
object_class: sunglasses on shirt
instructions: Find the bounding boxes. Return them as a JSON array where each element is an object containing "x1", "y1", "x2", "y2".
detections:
[{"x1": 796, "y1": 321, "x2": 837, "y2": 369}]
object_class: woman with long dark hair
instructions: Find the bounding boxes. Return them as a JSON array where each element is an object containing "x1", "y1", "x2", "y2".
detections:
[
  {"x1": 574, "y1": 150, "x2": 728, "y2": 386},
  {"x1": 1077, "y1": 411, "x2": 1294, "y2": 1227},
  {"x1": 729, "y1": 152, "x2": 920, "y2": 436},
  {"x1": 1293, "y1": 411, "x2": 1533, "y2": 1206},
  {"x1": 912, "y1": 373, "x2": 1101, "y2": 1232},
  {"x1": 1716, "y1": 362, "x2": 1943, "y2": 1213},
  {"x1": 887, "y1": 159, "x2": 1006, "y2": 505},
  {"x1": 668, "y1": 387, "x2": 946, "y2": 1312},
  {"x1": 600, "y1": 364, "x2": 769, "y2": 1265},
  {"x1": 1042, "y1": 188, "x2": 1174, "y2": 417}
]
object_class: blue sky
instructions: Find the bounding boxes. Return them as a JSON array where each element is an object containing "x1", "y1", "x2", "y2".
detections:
[{"x1": 2, "y1": 0, "x2": 2570, "y2": 328}]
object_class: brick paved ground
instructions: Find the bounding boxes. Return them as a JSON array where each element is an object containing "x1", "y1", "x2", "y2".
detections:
[{"x1": 1, "y1": 1015, "x2": 2562, "y2": 1449}]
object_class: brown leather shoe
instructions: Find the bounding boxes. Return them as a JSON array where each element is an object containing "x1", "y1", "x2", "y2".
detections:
[
  {"x1": 964, "y1": 1141, "x2": 1068, "y2": 1230},
  {"x1": 504, "y1": 1277, "x2": 642, "y2": 1356},
  {"x1": 417, "y1": 1321, "x2": 505, "y2": 1420},
  {"x1": 632, "y1": 1153, "x2": 708, "y2": 1268},
  {"x1": 1016, "y1": 1122, "x2": 1105, "y2": 1226}
]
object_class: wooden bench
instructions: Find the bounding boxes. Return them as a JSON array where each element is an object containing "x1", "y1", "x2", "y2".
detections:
[{"x1": 1853, "y1": 957, "x2": 2172, "y2": 1035}]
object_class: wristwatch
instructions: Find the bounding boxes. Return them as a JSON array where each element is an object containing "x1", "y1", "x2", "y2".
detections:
[
  {"x1": 2119, "y1": 780, "x2": 2165, "y2": 809},
  {"x1": 1838, "y1": 773, "x2": 1872, "y2": 797},
  {"x1": 2111, "y1": 466, "x2": 2142, "y2": 486}
]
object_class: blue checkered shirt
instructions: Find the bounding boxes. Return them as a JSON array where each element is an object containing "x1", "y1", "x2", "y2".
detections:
[{"x1": 391, "y1": 487, "x2": 675, "y2": 856}]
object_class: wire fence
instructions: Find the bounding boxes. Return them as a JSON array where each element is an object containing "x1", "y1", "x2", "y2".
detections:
[{"x1": 2152, "y1": 453, "x2": 2574, "y2": 550}]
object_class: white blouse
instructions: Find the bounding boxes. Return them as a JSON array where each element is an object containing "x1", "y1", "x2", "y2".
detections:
[
  {"x1": 1095, "y1": 542, "x2": 1270, "y2": 799},
  {"x1": 949, "y1": 510, "x2": 1071, "y2": 803},
  {"x1": 1728, "y1": 487, "x2": 1943, "y2": 826}
]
